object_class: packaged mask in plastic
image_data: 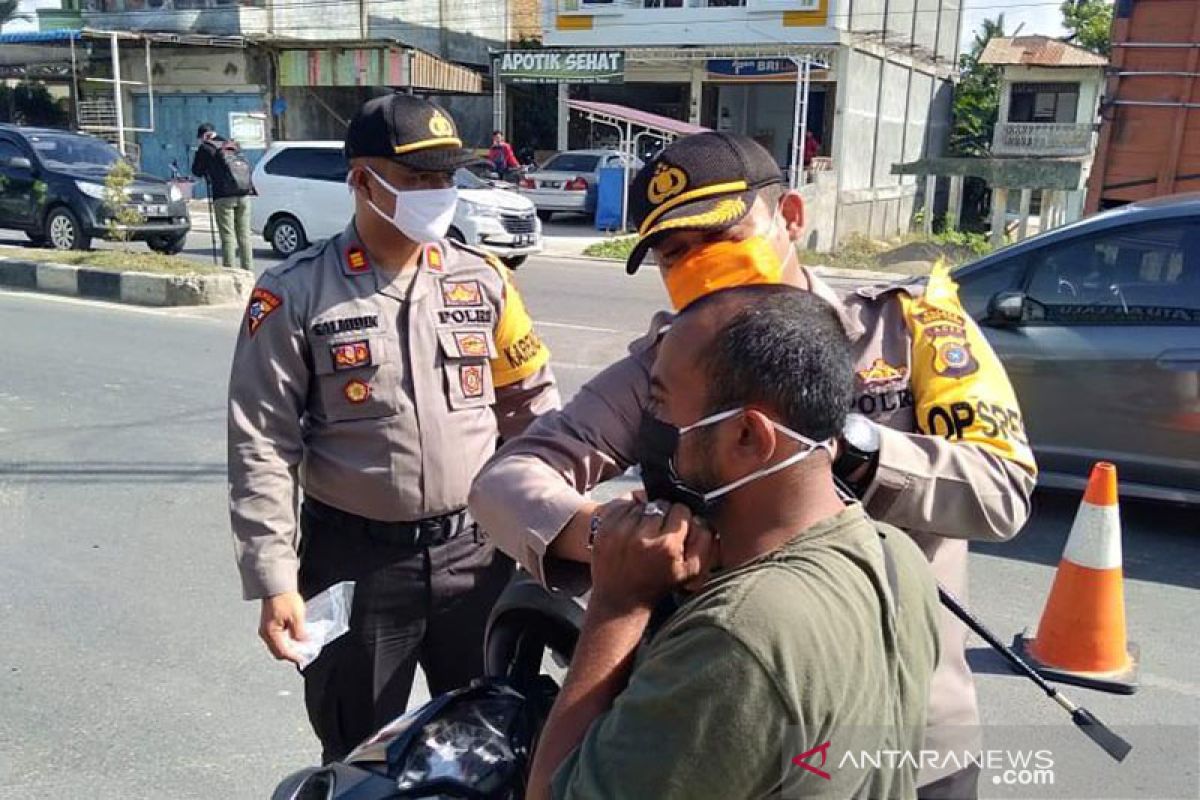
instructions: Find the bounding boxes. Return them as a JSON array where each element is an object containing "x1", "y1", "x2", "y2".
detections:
[{"x1": 289, "y1": 581, "x2": 356, "y2": 671}]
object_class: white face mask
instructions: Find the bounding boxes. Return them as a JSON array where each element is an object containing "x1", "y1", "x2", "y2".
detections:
[
  {"x1": 356, "y1": 165, "x2": 457, "y2": 244},
  {"x1": 678, "y1": 407, "x2": 836, "y2": 505}
]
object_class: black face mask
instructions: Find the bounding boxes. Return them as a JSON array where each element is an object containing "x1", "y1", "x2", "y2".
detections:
[{"x1": 636, "y1": 411, "x2": 714, "y2": 517}]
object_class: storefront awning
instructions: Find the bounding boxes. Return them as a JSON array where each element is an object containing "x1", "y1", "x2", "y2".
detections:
[
  {"x1": 565, "y1": 99, "x2": 708, "y2": 138},
  {"x1": 276, "y1": 45, "x2": 483, "y2": 94}
]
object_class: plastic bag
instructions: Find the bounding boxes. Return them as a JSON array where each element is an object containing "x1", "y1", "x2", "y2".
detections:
[{"x1": 289, "y1": 581, "x2": 356, "y2": 671}]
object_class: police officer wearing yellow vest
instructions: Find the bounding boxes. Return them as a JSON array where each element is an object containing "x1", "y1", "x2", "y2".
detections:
[
  {"x1": 227, "y1": 94, "x2": 559, "y2": 762},
  {"x1": 470, "y1": 133, "x2": 1036, "y2": 798}
]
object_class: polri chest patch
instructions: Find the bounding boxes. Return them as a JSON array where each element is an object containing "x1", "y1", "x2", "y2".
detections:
[{"x1": 331, "y1": 340, "x2": 372, "y2": 371}]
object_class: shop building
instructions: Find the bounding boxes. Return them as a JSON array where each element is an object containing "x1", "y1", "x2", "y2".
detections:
[{"x1": 512, "y1": 0, "x2": 964, "y2": 244}]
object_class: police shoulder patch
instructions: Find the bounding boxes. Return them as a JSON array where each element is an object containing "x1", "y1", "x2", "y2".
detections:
[{"x1": 246, "y1": 287, "x2": 282, "y2": 337}]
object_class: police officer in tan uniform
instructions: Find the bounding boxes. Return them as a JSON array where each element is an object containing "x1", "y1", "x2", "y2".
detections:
[
  {"x1": 228, "y1": 93, "x2": 559, "y2": 762},
  {"x1": 469, "y1": 133, "x2": 1036, "y2": 799}
]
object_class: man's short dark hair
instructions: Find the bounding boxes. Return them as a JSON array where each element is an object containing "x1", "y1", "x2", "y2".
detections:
[
  {"x1": 696, "y1": 288, "x2": 853, "y2": 442},
  {"x1": 197, "y1": 122, "x2": 215, "y2": 138},
  {"x1": 492, "y1": 130, "x2": 503, "y2": 137}
]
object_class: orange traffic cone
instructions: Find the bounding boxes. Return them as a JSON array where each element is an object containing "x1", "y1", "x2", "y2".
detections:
[{"x1": 1012, "y1": 462, "x2": 1140, "y2": 694}]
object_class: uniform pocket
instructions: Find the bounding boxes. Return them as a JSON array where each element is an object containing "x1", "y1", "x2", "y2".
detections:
[
  {"x1": 313, "y1": 334, "x2": 399, "y2": 422},
  {"x1": 436, "y1": 326, "x2": 496, "y2": 410}
]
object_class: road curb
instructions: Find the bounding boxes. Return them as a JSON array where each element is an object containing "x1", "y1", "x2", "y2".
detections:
[{"x1": 0, "y1": 257, "x2": 253, "y2": 306}]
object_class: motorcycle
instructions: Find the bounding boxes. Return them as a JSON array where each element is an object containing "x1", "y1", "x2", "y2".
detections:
[{"x1": 271, "y1": 574, "x2": 584, "y2": 800}]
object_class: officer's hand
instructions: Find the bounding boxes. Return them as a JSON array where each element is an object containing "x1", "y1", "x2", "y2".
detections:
[
  {"x1": 259, "y1": 591, "x2": 307, "y2": 664},
  {"x1": 590, "y1": 501, "x2": 715, "y2": 613}
]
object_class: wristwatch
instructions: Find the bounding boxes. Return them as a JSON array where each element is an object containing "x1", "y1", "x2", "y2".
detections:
[{"x1": 833, "y1": 413, "x2": 882, "y2": 496}]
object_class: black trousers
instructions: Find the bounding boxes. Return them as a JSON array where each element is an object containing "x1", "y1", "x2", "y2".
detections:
[
  {"x1": 918, "y1": 764, "x2": 981, "y2": 800},
  {"x1": 298, "y1": 499, "x2": 514, "y2": 763}
]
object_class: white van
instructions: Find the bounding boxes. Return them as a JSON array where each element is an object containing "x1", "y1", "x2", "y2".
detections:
[{"x1": 250, "y1": 141, "x2": 542, "y2": 268}]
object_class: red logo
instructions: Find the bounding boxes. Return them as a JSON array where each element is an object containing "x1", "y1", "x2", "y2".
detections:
[
  {"x1": 246, "y1": 287, "x2": 281, "y2": 337},
  {"x1": 793, "y1": 741, "x2": 832, "y2": 781}
]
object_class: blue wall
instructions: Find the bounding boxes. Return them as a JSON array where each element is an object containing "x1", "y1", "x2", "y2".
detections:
[{"x1": 133, "y1": 93, "x2": 266, "y2": 196}]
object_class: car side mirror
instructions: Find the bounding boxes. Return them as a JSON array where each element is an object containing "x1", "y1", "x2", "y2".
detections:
[
  {"x1": 6, "y1": 156, "x2": 33, "y2": 171},
  {"x1": 985, "y1": 290, "x2": 1026, "y2": 326}
]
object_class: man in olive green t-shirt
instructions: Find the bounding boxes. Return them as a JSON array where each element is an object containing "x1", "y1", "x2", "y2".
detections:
[{"x1": 527, "y1": 287, "x2": 941, "y2": 800}]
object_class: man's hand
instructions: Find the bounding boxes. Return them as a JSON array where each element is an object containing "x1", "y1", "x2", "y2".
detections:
[
  {"x1": 590, "y1": 502, "x2": 715, "y2": 613},
  {"x1": 259, "y1": 591, "x2": 307, "y2": 664}
]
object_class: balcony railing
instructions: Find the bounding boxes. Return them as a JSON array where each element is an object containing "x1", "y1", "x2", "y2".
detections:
[{"x1": 992, "y1": 122, "x2": 1095, "y2": 157}]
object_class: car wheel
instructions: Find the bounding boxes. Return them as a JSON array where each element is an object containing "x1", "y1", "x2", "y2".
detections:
[
  {"x1": 502, "y1": 255, "x2": 527, "y2": 270},
  {"x1": 446, "y1": 227, "x2": 466, "y2": 243},
  {"x1": 267, "y1": 215, "x2": 307, "y2": 257},
  {"x1": 46, "y1": 207, "x2": 90, "y2": 251},
  {"x1": 147, "y1": 233, "x2": 187, "y2": 255},
  {"x1": 536, "y1": 210, "x2": 554, "y2": 223}
]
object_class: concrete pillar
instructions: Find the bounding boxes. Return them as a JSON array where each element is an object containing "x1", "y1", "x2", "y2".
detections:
[
  {"x1": 689, "y1": 65, "x2": 703, "y2": 126},
  {"x1": 924, "y1": 174, "x2": 936, "y2": 236},
  {"x1": 991, "y1": 187, "x2": 1008, "y2": 250},
  {"x1": 947, "y1": 175, "x2": 963, "y2": 231},
  {"x1": 1018, "y1": 188, "x2": 1032, "y2": 241},
  {"x1": 557, "y1": 82, "x2": 569, "y2": 152},
  {"x1": 1039, "y1": 189, "x2": 1054, "y2": 233}
]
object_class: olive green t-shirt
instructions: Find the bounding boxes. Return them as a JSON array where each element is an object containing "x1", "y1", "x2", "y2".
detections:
[{"x1": 551, "y1": 504, "x2": 940, "y2": 800}]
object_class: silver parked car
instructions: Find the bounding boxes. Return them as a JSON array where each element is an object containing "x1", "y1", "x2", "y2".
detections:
[
  {"x1": 953, "y1": 194, "x2": 1200, "y2": 505},
  {"x1": 518, "y1": 149, "x2": 641, "y2": 222}
]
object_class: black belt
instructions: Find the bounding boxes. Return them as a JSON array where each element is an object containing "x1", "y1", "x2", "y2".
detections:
[{"x1": 305, "y1": 498, "x2": 474, "y2": 548}]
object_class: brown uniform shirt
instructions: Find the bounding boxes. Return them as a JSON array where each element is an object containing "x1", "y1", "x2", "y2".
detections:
[
  {"x1": 468, "y1": 266, "x2": 1037, "y2": 785},
  {"x1": 229, "y1": 224, "x2": 560, "y2": 601}
]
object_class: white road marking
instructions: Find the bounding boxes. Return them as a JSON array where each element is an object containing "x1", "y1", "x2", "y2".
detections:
[
  {"x1": 0, "y1": 288, "x2": 235, "y2": 321},
  {"x1": 537, "y1": 320, "x2": 622, "y2": 334}
]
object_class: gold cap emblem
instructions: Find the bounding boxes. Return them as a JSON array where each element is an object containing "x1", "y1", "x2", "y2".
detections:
[
  {"x1": 429, "y1": 110, "x2": 455, "y2": 138},
  {"x1": 647, "y1": 164, "x2": 688, "y2": 205}
]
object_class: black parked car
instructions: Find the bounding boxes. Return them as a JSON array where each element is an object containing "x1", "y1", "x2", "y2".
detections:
[{"x1": 0, "y1": 125, "x2": 190, "y2": 253}]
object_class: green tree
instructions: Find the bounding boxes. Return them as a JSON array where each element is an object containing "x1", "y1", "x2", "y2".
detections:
[
  {"x1": 103, "y1": 159, "x2": 145, "y2": 247},
  {"x1": 950, "y1": 15, "x2": 1006, "y2": 158},
  {"x1": 0, "y1": 82, "x2": 69, "y2": 127},
  {"x1": 1062, "y1": 0, "x2": 1113, "y2": 56}
]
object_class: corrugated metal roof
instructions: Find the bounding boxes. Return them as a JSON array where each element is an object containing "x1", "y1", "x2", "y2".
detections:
[
  {"x1": 410, "y1": 49, "x2": 482, "y2": 94},
  {"x1": 565, "y1": 100, "x2": 709, "y2": 137},
  {"x1": 0, "y1": 29, "x2": 82, "y2": 44},
  {"x1": 979, "y1": 36, "x2": 1108, "y2": 68},
  {"x1": 276, "y1": 45, "x2": 481, "y2": 93}
]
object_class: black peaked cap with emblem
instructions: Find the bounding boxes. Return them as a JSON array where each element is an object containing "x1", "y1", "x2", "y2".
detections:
[
  {"x1": 345, "y1": 93, "x2": 483, "y2": 172},
  {"x1": 626, "y1": 132, "x2": 784, "y2": 274}
]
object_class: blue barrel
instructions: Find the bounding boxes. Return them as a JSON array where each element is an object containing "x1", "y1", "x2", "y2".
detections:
[{"x1": 595, "y1": 166, "x2": 627, "y2": 231}]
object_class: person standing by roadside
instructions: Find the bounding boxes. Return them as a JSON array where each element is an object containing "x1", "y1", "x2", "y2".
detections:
[
  {"x1": 192, "y1": 122, "x2": 254, "y2": 271},
  {"x1": 227, "y1": 94, "x2": 560, "y2": 763}
]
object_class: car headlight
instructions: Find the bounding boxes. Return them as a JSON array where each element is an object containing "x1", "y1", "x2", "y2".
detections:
[
  {"x1": 395, "y1": 696, "x2": 519, "y2": 793},
  {"x1": 462, "y1": 200, "x2": 500, "y2": 218},
  {"x1": 169, "y1": 183, "x2": 183, "y2": 203},
  {"x1": 76, "y1": 181, "x2": 106, "y2": 200}
]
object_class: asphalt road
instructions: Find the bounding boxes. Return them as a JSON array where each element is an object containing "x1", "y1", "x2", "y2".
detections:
[{"x1": 1, "y1": 253, "x2": 1198, "y2": 799}]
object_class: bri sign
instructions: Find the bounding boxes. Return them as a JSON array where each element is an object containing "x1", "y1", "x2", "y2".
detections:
[{"x1": 706, "y1": 58, "x2": 798, "y2": 81}]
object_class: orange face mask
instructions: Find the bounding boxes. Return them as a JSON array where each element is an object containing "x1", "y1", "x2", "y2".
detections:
[{"x1": 663, "y1": 235, "x2": 789, "y2": 311}]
